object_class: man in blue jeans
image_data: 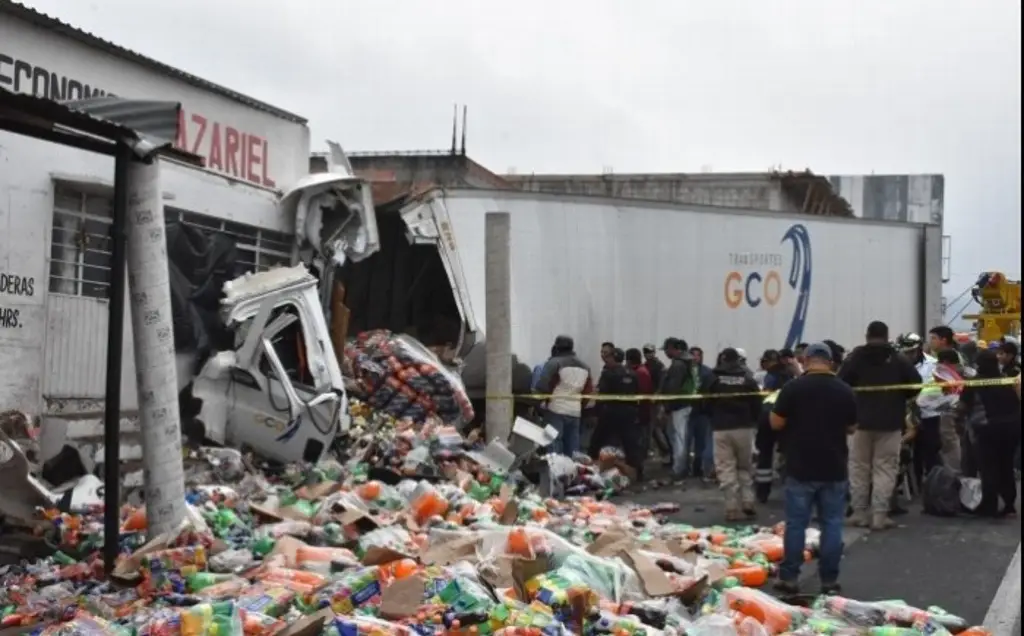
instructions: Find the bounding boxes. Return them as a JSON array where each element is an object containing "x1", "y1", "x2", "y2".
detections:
[
  {"x1": 659, "y1": 338, "x2": 698, "y2": 481},
  {"x1": 769, "y1": 342, "x2": 858, "y2": 595},
  {"x1": 684, "y1": 346, "x2": 716, "y2": 479},
  {"x1": 535, "y1": 335, "x2": 594, "y2": 456}
]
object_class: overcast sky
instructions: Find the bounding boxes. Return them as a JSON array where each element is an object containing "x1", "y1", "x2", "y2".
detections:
[{"x1": 26, "y1": 0, "x2": 1023, "y2": 322}]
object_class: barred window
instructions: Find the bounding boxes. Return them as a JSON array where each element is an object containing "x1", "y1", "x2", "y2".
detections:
[
  {"x1": 49, "y1": 185, "x2": 294, "y2": 300},
  {"x1": 49, "y1": 185, "x2": 113, "y2": 299},
  {"x1": 165, "y1": 208, "x2": 292, "y2": 273}
]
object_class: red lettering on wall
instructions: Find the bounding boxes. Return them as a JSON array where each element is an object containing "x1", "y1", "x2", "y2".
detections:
[
  {"x1": 225, "y1": 127, "x2": 240, "y2": 177},
  {"x1": 190, "y1": 114, "x2": 208, "y2": 156},
  {"x1": 172, "y1": 108, "x2": 276, "y2": 187},
  {"x1": 208, "y1": 123, "x2": 223, "y2": 171}
]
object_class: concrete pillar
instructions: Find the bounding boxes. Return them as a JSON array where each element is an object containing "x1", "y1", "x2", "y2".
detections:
[
  {"x1": 485, "y1": 212, "x2": 513, "y2": 442},
  {"x1": 126, "y1": 160, "x2": 186, "y2": 537}
]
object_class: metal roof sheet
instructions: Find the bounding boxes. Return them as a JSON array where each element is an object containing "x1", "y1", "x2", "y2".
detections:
[
  {"x1": 0, "y1": 86, "x2": 201, "y2": 163},
  {"x1": 0, "y1": 0, "x2": 307, "y2": 125}
]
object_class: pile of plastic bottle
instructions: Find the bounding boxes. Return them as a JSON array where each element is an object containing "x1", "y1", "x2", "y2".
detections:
[
  {"x1": 0, "y1": 465, "x2": 995, "y2": 636},
  {"x1": 0, "y1": 409, "x2": 995, "y2": 635},
  {"x1": 345, "y1": 399, "x2": 633, "y2": 498}
]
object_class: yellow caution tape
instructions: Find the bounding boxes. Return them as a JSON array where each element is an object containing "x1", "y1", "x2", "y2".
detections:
[{"x1": 485, "y1": 376, "x2": 1018, "y2": 402}]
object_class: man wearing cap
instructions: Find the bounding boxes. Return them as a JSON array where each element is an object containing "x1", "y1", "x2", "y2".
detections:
[
  {"x1": 770, "y1": 343, "x2": 858, "y2": 595},
  {"x1": 591, "y1": 349, "x2": 643, "y2": 471},
  {"x1": 659, "y1": 338, "x2": 698, "y2": 481},
  {"x1": 897, "y1": 334, "x2": 945, "y2": 478},
  {"x1": 643, "y1": 344, "x2": 665, "y2": 392},
  {"x1": 839, "y1": 321, "x2": 922, "y2": 530},
  {"x1": 706, "y1": 347, "x2": 762, "y2": 520}
]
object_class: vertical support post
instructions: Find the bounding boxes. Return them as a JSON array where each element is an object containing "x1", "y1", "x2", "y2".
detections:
[
  {"x1": 485, "y1": 211, "x2": 513, "y2": 442},
  {"x1": 101, "y1": 144, "x2": 131, "y2": 574},
  {"x1": 125, "y1": 159, "x2": 186, "y2": 537}
]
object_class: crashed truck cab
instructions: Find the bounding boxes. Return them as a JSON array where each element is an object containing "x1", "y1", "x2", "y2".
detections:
[
  {"x1": 189, "y1": 265, "x2": 349, "y2": 464},
  {"x1": 187, "y1": 144, "x2": 381, "y2": 465}
]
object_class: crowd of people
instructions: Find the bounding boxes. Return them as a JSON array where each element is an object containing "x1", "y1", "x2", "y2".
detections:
[{"x1": 530, "y1": 322, "x2": 1022, "y2": 594}]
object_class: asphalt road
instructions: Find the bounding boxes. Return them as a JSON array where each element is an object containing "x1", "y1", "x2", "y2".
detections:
[{"x1": 620, "y1": 477, "x2": 1021, "y2": 629}]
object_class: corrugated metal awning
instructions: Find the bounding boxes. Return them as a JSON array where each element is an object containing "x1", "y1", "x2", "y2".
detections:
[{"x1": 0, "y1": 87, "x2": 200, "y2": 164}]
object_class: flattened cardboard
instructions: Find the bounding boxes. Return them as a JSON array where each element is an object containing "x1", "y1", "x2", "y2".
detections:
[
  {"x1": 665, "y1": 539, "x2": 699, "y2": 558},
  {"x1": 334, "y1": 507, "x2": 381, "y2": 532},
  {"x1": 361, "y1": 546, "x2": 414, "y2": 566},
  {"x1": 641, "y1": 537, "x2": 673, "y2": 556},
  {"x1": 510, "y1": 557, "x2": 548, "y2": 601},
  {"x1": 586, "y1": 528, "x2": 632, "y2": 557},
  {"x1": 676, "y1": 574, "x2": 710, "y2": 605},
  {"x1": 499, "y1": 498, "x2": 519, "y2": 525},
  {"x1": 267, "y1": 536, "x2": 308, "y2": 568},
  {"x1": 621, "y1": 550, "x2": 675, "y2": 597},
  {"x1": 249, "y1": 501, "x2": 285, "y2": 522},
  {"x1": 380, "y1": 575, "x2": 426, "y2": 620},
  {"x1": 295, "y1": 481, "x2": 341, "y2": 500},
  {"x1": 420, "y1": 535, "x2": 478, "y2": 566},
  {"x1": 478, "y1": 557, "x2": 515, "y2": 591},
  {"x1": 111, "y1": 533, "x2": 171, "y2": 580},
  {"x1": 275, "y1": 608, "x2": 334, "y2": 636},
  {"x1": 249, "y1": 497, "x2": 316, "y2": 522}
]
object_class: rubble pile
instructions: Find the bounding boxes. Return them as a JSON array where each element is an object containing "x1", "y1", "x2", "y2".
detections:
[{"x1": 0, "y1": 405, "x2": 994, "y2": 635}]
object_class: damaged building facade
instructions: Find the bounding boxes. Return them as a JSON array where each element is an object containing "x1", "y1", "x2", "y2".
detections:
[{"x1": 0, "y1": 1, "x2": 310, "y2": 464}]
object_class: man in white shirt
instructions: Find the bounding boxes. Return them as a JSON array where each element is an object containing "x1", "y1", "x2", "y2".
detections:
[
  {"x1": 899, "y1": 334, "x2": 946, "y2": 480},
  {"x1": 534, "y1": 335, "x2": 594, "y2": 457}
]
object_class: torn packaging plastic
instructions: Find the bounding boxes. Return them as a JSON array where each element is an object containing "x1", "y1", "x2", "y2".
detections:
[{"x1": 344, "y1": 330, "x2": 475, "y2": 427}]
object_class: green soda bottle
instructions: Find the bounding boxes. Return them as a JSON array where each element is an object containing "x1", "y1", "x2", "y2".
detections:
[
  {"x1": 187, "y1": 572, "x2": 236, "y2": 593},
  {"x1": 251, "y1": 535, "x2": 276, "y2": 557}
]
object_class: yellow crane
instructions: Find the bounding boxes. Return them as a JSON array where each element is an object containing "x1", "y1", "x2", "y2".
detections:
[{"x1": 963, "y1": 271, "x2": 1021, "y2": 342}]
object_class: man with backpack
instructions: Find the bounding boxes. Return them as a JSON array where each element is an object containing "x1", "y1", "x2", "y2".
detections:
[{"x1": 839, "y1": 321, "x2": 922, "y2": 530}]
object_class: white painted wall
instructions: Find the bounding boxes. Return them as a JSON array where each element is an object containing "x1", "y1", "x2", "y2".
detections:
[
  {"x1": 1, "y1": 12, "x2": 310, "y2": 420},
  {"x1": 1, "y1": 11, "x2": 310, "y2": 188},
  {"x1": 0, "y1": 133, "x2": 287, "y2": 416}
]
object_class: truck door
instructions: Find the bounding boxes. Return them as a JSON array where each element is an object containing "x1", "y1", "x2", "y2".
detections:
[
  {"x1": 398, "y1": 197, "x2": 479, "y2": 359},
  {"x1": 227, "y1": 302, "x2": 342, "y2": 463}
]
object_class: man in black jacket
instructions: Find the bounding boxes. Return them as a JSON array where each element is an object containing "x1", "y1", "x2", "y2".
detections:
[
  {"x1": 838, "y1": 321, "x2": 922, "y2": 530},
  {"x1": 755, "y1": 350, "x2": 797, "y2": 502},
  {"x1": 708, "y1": 348, "x2": 762, "y2": 520},
  {"x1": 591, "y1": 349, "x2": 643, "y2": 477}
]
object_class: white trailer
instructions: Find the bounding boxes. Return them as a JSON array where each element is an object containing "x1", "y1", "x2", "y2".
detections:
[{"x1": 336, "y1": 188, "x2": 944, "y2": 393}]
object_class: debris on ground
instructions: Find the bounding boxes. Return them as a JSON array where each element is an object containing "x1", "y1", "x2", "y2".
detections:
[{"x1": 0, "y1": 400, "x2": 994, "y2": 635}]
